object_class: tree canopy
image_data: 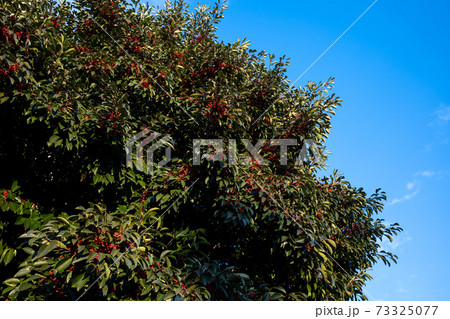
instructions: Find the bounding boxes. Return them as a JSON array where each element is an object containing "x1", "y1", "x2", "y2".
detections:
[{"x1": 0, "y1": 0, "x2": 401, "y2": 300}]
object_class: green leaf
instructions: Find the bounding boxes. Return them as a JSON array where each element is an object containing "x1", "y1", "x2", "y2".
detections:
[
  {"x1": 48, "y1": 135, "x2": 60, "y2": 145},
  {"x1": 141, "y1": 284, "x2": 153, "y2": 296},
  {"x1": 56, "y1": 217, "x2": 70, "y2": 225},
  {"x1": 55, "y1": 256, "x2": 73, "y2": 273},
  {"x1": 3, "y1": 278, "x2": 20, "y2": 287},
  {"x1": 11, "y1": 180, "x2": 19, "y2": 192},
  {"x1": 66, "y1": 270, "x2": 73, "y2": 283},
  {"x1": 318, "y1": 251, "x2": 328, "y2": 262},
  {"x1": 71, "y1": 273, "x2": 88, "y2": 291},
  {"x1": 18, "y1": 282, "x2": 33, "y2": 292},
  {"x1": 15, "y1": 266, "x2": 31, "y2": 278},
  {"x1": 0, "y1": 95, "x2": 9, "y2": 104},
  {"x1": 160, "y1": 250, "x2": 171, "y2": 259},
  {"x1": 102, "y1": 284, "x2": 108, "y2": 296},
  {"x1": 326, "y1": 238, "x2": 336, "y2": 249},
  {"x1": 3, "y1": 249, "x2": 15, "y2": 265},
  {"x1": 35, "y1": 240, "x2": 59, "y2": 259},
  {"x1": 106, "y1": 174, "x2": 114, "y2": 183},
  {"x1": 22, "y1": 247, "x2": 35, "y2": 256},
  {"x1": 124, "y1": 257, "x2": 133, "y2": 269}
]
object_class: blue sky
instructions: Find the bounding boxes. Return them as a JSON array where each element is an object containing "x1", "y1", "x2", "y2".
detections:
[{"x1": 146, "y1": 0, "x2": 450, "y2": 300}]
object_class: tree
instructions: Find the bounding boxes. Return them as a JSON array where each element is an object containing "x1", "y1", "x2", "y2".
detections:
[{"x1": 0, "y1": 0, "x2": 401, "y2": 300}]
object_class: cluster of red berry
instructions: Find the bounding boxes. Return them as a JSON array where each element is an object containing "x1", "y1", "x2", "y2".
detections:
[
  {"x1": 261, "y1": 143, "x2": 279, "y2": 163},
  {"x1": 191, "y1": 34, "x2": 204, "y2": 43},
  {"x1": 13, "y1": 83, "x2": 28, "y2": 93},
  {"x1": 140, "y1": 189, "x2": 148, "y2": 204},
  {"x1": 283, "y1": 121, "x2": 309, "y2": 138},
  {"x1": 183, "y1": 57, "x2": 237, "y2": 90},
  {"x1": 98, "y1": 1, "x2": 120, "y2": 23},
  {"x1": 74, "y1": 45, "x2": 92, "y2": 53},
  {"x1": 41, "y1": 271, "x2": 64, "y2": 295},
  {"x1": 76, "y1": 19, "x2": 95, "y2": 36},
  {"x1": 140, "y1": 79, "x2": 150, "y2": 89},
  {"x1": 1, "y1": 25, "x2": 29, "y2": 44},
  {"x1": 50, "y1": 19, "x2": 60, "y2": 28},
  {"x1": 98, "y1": 111, "x2": 122, "y2": 137},
  {"x1": 315, "y1": 209, "x2": 323, "y2": 220},
  {"x1": 341, "y1": 224, "x2": 367, "y2": 239},
  {"x1": 317, "y1": 183, "x2": 332, "y2": 193},
  {"x1": 8, "y1": 63, "x2": 19, "y2": 73},
  {"x1": 124, "y1": 35, "x2": 143, "y2": 53},
  {"x1": 177, "y1": 166, "x2": 190, "y2": 181},
  {"x1": 205, "y1": 100, "x2": 228, "y2": 120},
  {"x1": 247, "y1": 86, "x2": 270, "y2": 107},
  {"x1": 0, "y1": 68, "x2": 9, "y2": 78}
]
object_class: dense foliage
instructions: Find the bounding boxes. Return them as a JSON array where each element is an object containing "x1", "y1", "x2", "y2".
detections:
[{"x1": 0, "y1": 0, "x2": 401, "y2": 300}]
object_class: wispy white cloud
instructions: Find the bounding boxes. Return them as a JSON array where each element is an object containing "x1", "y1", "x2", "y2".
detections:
[
  {"x1": 436, "y1": 104, "x2": 450, "y2": 122},
  {"x1": 389, "y1": 236, "x2": 412, "y2": 250},
  {"x1": 396, "y1": 286, "x2": 408, "y2": 294},
  {"x1": 379, "y1": 234, "x2": 412, "y2": 252},
  {"x1": 415, "y1": 170, "x2": 450, "y2": 181},
  {"x1": 389, "y1": 190, "x2": 419, "y2": 205},
  {"x1": 394, "y1": 274, "x2": 419, "y2": 296},
  {"x1": 415, "y1": 170, "x2": 435, "y2": 177},
  {"x1": 427, "y1": 105, "x2": 450, "y2": 149},
  {"x1": 388, "y1": 178, "x2": 421, "y2": 205}
]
